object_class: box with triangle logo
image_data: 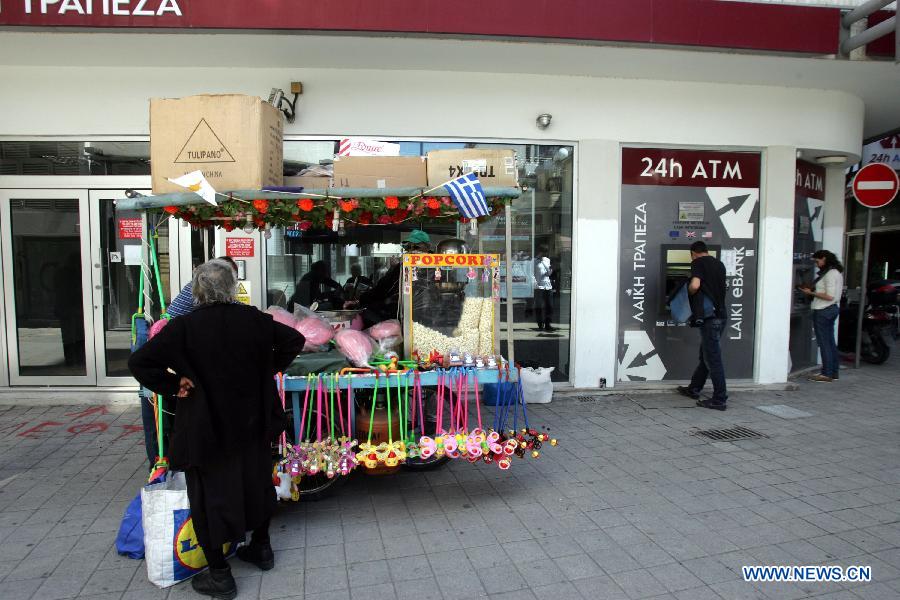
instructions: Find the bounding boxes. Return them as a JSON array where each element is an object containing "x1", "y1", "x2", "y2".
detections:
[{"x1": 150, "y1": 94, "x2": 283, "y2": 194}]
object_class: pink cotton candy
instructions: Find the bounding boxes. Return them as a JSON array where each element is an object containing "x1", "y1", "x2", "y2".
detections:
[
  {"x1": 266, "y1": 306, "x2": 298, "y2": 329},
  {"x1": 366, "y1": 319, "x2": 401, "y2": 341},
  {"x1": 335, "y1": 329, "x2": 376, "y2": 367},
  {"x1": 149, "y1": 318, "x2": 169, "y2": 339},
  {"x1": 266, "y1": 307, "x2": 334, "y2": 351},
  {"x1": 297, "y1": 316, "x2": 334, "y2": 347}
]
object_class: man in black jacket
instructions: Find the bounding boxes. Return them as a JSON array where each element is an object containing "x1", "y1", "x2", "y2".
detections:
[{"x1": 677, "y1": 241, "x2": 728, "y2": 411}]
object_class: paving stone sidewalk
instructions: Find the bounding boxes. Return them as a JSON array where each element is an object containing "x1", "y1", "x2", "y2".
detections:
[{"x1": 0, "y1": 361, "x2": 898, "y2": 600}]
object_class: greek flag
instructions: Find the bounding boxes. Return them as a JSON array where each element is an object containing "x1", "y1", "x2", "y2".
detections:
[{"x1": 444, "y1": 172, "x2": 490, "y2": 219}]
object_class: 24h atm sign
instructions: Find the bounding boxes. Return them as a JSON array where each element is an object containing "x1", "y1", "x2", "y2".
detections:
[{"x1": 618, "y1": 148, "x2": 761, "y2": 383}]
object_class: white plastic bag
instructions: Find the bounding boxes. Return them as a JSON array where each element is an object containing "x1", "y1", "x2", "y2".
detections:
[
  {"x1": 141, "y1": 472, "x2": 229, "y2": 588},
  {"x1": 366, "y1": 319, "x2": 403, "y2": 356},
  {"x1": 520, "y1": 367, "x2": 554, "y2": 404}
]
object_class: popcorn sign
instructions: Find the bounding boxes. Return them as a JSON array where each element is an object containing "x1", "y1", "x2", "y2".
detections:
[{"x1": 403, "y1": 254, "x2": 495, "y2": 267}]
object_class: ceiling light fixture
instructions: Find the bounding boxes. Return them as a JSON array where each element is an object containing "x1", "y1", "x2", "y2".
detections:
[{"x1": 815, "y1": 155, "x2": 848, "y2": 165}]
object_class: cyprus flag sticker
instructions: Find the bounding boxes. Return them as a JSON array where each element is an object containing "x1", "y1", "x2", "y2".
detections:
[{"x1": 167, "y1": 171, "x2": 218, "y2": 206}]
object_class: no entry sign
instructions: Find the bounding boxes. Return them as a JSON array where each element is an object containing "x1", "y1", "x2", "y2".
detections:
[{"x1": 852, "y1": 162, "x2": 899, "y2": 208}]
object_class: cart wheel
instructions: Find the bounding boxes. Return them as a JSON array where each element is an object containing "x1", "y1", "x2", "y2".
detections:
[
  {"x1": 402, "y1": 454, "x2": 450, "y2": 471},
  {"x1": 297, "y1": 471, "x2": 349, "y2": 501}
]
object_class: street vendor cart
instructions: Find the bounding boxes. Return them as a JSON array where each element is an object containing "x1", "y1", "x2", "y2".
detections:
[{"x1": 118, "y1": 182, "x2": 554, "y2": 500}]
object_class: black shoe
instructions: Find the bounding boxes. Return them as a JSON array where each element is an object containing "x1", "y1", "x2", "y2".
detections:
[
  {"x1": 677, "y1": 386, "x2": 700, "y2": 400},
  {"x1": 544, "y1": 326, "x2": 556, "y2": 332},
  {"x1": 697, "y1": 399, "x2": 727, "y2": 411},
  {"x1": 191, "y1": 566, "x2": 237, "y2": 600},
  {"x1": 236, "y1": 541, "x2": 275, "y2": 571}
]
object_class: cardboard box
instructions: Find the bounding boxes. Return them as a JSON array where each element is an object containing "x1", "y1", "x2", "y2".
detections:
[
  {"x1": 151, "y1": 94, "x2": 283, "y2": 194},
  {"x1": 285, "y1": 175, "x2": 334, "y2": 191},
  {"x1": 426, "y1": 149, "x2": 518, "y2": 187},
  {"x1": 332, "y1": 156, "x2": 427, "y2": 189}
]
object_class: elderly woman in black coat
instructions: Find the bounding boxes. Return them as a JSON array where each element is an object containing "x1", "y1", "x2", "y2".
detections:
[{"x1": 129, "y1": 259, "x2": 303, "y2": 599}]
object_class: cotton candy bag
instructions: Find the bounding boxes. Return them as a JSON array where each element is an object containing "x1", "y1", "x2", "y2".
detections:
[
  {"x1": 266, "y1": 306, "x2": 333, "y2": 352},
  {"x1": 335, "y1": 329, "x2": 377, "y2": 367}
]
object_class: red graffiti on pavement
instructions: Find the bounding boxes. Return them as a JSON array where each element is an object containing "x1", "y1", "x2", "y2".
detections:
[
  {"x1": 67, "y1": 423, "x2": 109, "y2": 435},
  {"x1": 65, "y1": 406, "x2": 110, "y2": 420},
  {"x1": 18, "y1": 421, "x2": 64, "y2": 439},
  {"x1": 8, "y1": 408, "x2": 147, "y2": 439},
  {"x1": 114, "y1": 424, "x2": 144, "y2": 441}
]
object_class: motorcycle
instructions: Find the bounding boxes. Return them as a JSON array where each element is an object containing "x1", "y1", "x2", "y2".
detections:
[
  {"x1": 838, "y1": 281, "x2": 896, "y2": 364},
  {"x1": 867, "y1": 279, "x2": 900, "y2": 341}
]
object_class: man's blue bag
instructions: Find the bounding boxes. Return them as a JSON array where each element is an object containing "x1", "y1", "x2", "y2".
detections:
[
  {"x1": 115, "y1": 492, "x2": 144, "y2": 559},
  {"x1": 668, "y1": 281, "x2": 693, "y2": 324}
]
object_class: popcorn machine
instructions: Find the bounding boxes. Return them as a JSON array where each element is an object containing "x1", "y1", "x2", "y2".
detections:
[{"x1": 401, "y1": 252, "x2": 501, "y2": 362}]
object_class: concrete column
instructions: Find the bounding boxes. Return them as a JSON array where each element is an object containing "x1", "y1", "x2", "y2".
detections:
[
  {"x1": 571, "y1": 140, "x2": 620, "y2": 388},
  {"x1": 754, "y1": 146, "x2": 796, "y2": 384},
  {"x1": 823, "y1": 166, "x2": 847, "y2": 257}
]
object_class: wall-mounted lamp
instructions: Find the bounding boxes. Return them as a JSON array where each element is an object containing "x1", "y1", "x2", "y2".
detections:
[
  {"x1": 268, "y1": 82, "x2": 302, "y2": 123},
  {"x1": 536, "y1": 113, "x2": 552, "y2": 129}
]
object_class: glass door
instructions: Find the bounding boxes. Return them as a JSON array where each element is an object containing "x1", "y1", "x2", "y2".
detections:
[
  {"x1": 0, "y1": 261, "x2": 7, "y2": 387},
  {"x1": 88, "y1": 190, "x2": 174, "y2": 386},
  {"x1": 177, "y1": 222, "x2": 216, "y2": 288},
  {"x1": 0, "y1": 190, "x2": 96, "y2": 385}
]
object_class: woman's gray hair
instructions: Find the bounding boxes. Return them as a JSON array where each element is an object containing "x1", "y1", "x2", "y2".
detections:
[{"x1": 192, "y1": 259, "x2": 237, "y2": 306}]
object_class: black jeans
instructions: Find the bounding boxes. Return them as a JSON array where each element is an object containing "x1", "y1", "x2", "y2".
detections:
[
  {"x1": 689, "y1": 318, "x2": 727, "y2": 403},
  {"x1": 534, "y1": 289, "x2": 553, "y2": 328},
  {"x1": 812, "y1": 304, "x2": 840, "y2": 378}
]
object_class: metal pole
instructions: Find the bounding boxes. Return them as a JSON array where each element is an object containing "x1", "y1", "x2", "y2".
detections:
[
  {"x1": 141, "y1": 212, "x2": 153, "y2": 323},
  {"x1": 840, "y1": 15, "x2": 896, "y2": 55},
  {"x1": 505, "y1": 202, "x2": 515, "y2": 367},
  {"x1": 854, "y1": 208, "x2": 873, "y2": 368},
  {"x1": 842, "y1": 0, "x2": 892, "y2": 27}
]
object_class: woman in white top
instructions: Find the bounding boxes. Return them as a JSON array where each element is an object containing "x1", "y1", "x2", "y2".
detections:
[{"x1": 799, "y1": 250, "x2": 844, "y2": 382}]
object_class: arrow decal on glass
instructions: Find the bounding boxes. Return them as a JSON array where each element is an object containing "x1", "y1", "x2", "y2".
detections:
[{"x1": 706, "y1": 187, "x2": 759, "y2": 239}]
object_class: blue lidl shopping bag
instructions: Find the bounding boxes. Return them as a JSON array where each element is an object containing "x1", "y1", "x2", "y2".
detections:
[{"x1": 115, "y1": 493, "x2": 144, "y2": 559}]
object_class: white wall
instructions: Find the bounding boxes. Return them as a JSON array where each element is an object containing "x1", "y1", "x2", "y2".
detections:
[
  {"x1": 0, "y1": 61, "x2": 865, "y2": 386},
  {"x1": 755, "y1": 146, "x2": 798, "y2": 384},
  {"x1": 0, "y1": 66, "x2": 864, "y2": 158},
  {"x1": 572, "y1": 140, "x2": 621, "y2": 389}
]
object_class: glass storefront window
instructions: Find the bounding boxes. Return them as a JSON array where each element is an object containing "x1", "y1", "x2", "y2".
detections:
[
  {"x1": 268, "y1": 140, "x2": 574, "y2": 382},
  {"x1": 846, "y1": 194, "x2": 900, "y2": 231},
  {"x1": 0, "y1": 141, "x2": 150, "y2": 176}
]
